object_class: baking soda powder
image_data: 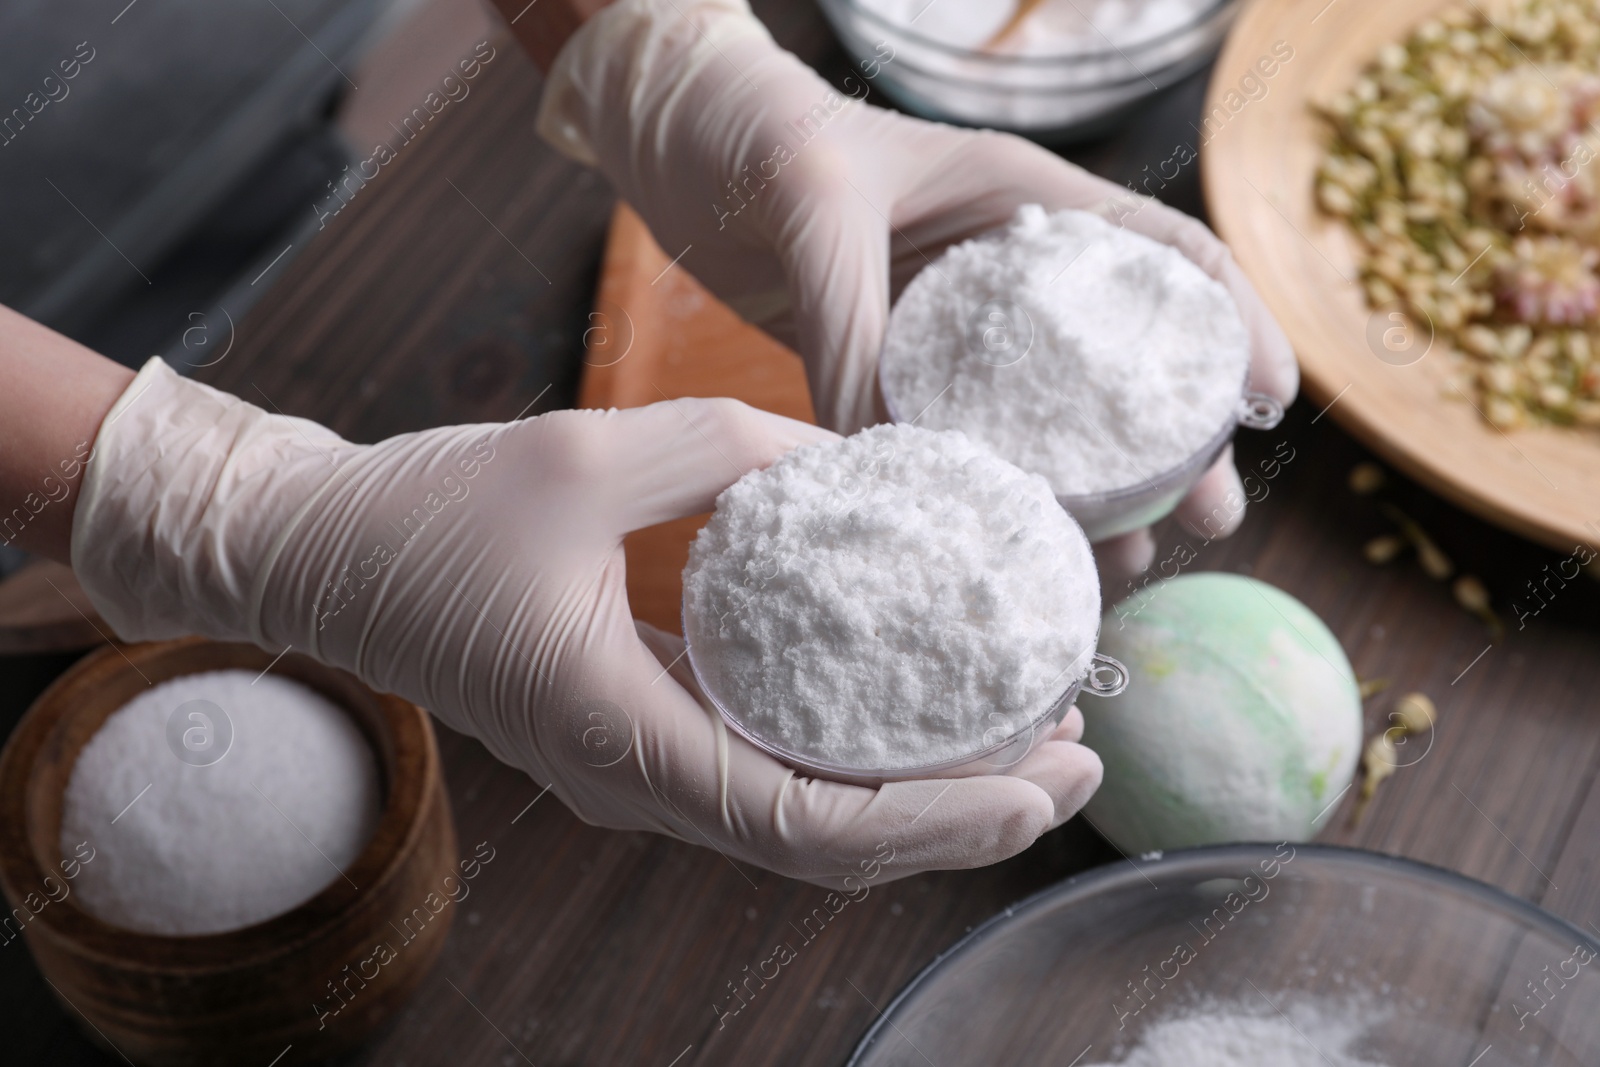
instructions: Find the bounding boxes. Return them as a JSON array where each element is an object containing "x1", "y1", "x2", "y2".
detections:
[
  {"x1": 1087, "y1": 1001, "x2": 1392, "y2": 1067},
  {"x1": 879, "y1": 205, "x2": 1250, "y2": 497},
  {"x1": 682, "y1": 424, "x2": 1100, "y2": 772}
]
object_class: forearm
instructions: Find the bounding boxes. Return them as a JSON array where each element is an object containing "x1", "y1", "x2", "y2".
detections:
[
  {"x1": 0, "y1": 304, "x2": 134, "y2": 564},
  {"x1": 485, "y1": 0, "x2": 614, "y2": 71}
]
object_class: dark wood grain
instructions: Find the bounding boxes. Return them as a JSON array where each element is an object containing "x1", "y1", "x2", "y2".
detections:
[
  {"x1": 194, "y1": 35, "x2": 613, "y2": 440},
  {"x1": 4, "y1": 4, "x2": 1599, "y2": 1066}
]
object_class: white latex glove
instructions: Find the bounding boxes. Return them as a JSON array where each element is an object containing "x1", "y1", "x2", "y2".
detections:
[
  {"x1": 73, "y1": 360, "x2": 1103, "y2": 888},
  {"x1": 536, "y1": 0, "x2": 1298, "y2": 578}
]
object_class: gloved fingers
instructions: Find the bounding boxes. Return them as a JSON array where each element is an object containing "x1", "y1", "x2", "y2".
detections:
[
  {"x1": 889, "y1": 129, "x2": 1106, "y2": 242},
  {"x1": 593, "y1": 398, "x2": 837, "y2": 533},
  {"x1": 625, "y1": 620, "x2": 1065, "y2": 888},
  {"x1": 1093, "y1": 527, "x2": 1156, "y2": 589},
  {"x1": 1050, "y1": 704, "x2": 1086, "y2": 745},
  {"x1": 616, "y1": 621, "x2": 902, "y2": 882},
  {"x1": 1174, "y1": 444, "x2": 1248, "y2": 540},
  {"x1": 633, "y1": 617, "x2": 705, "y2": 697},
  {"x1": 882, "y1": 129, "x2": 1108, "y2": 298},
  {"x1": 1221, "y1": 255, "x2": 1300, "y2": 403},
  {"x1": 790, "y1": 123, "x2": 1088, "y2": 428},
  {"x1": 781, "y1": 188, "x2": 892, "y2": 434},
  {"x1": 539, "y1": 611, "x2": 742, "y2": 843},
  {"x1": 775, "y1": 772, "x2": 1058, "y2": 889},
  {"x1": 1004, "y1": 737, "x2": 1103, "y2": 830}
]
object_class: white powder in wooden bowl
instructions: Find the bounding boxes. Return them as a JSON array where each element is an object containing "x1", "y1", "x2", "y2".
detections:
[
  {"x1": 879, "y1": 205, "x2": 1250, "y2": 497},
  {"x1": 682, "y1": 423, "x2": 1100, "y2": 773},
  {"x1": 61, "y1": 670, "x2": 381, "y2": 935}
]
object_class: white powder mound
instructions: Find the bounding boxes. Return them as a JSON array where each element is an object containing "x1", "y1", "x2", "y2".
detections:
[
  {"x1": 879, "y1": 205, "x2": 1250, "y2": 497},
  {"x1": 682, "y1": 423, "x2": 1100, "y2": 772},
  {"x1": 61, "y1": 670, "x2": 381, "y2": 935},
  {"x1": 861, "y1": 0, "x2": 1212, "y2": 54},
  {"x1": 1086, "y1": 1000, "x2": 1392, "y2": 1067}
]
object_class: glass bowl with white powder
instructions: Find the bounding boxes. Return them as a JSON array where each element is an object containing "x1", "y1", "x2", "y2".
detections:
[
  {"x1": 681, "y1": 423, "x2": 1127, "y2": 787},
  {"x1": 818, "y1": 0, "x2": 1239, "y2": 140},
  {"x1": 879, "y1": 205, "x2": 1283, "y2": 544},
  {"x1": 848, "y1": 844, "x2": 1600, "y2": 1065}
]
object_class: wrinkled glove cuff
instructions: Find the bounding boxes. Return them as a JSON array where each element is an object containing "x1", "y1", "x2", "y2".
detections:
[{"x1": 71, "y1": 357, "x2": 354, "y2": 646}]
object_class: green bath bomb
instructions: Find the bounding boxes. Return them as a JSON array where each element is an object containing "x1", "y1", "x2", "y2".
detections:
[{"x1": 1082, "y1": 573, "x2": 1361, "y2": 855}]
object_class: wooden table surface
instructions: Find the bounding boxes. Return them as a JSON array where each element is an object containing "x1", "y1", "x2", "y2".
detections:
[{"x1": 6, "y1": 3, "x2": 1600, "y2": 1064}]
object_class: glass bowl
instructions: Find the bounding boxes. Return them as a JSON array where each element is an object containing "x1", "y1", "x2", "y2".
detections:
[
  {"x1": 817, "y1": 0, "x2": 1241, "y2": 141},
  {"x1": 681, "y1": 605, "x2": 1128, "y2": 788},
  {"x1": 849, "y1": 844, "x2": 1600, "y2": 1066}
]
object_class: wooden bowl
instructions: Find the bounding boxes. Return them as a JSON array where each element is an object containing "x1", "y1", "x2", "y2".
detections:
[
  {"x1": 1202, "y1": 0, "x2": 1600, "y2": 551},
  {"x1": 0, "y1": 638, "x2": 458, "y2": 1066}
]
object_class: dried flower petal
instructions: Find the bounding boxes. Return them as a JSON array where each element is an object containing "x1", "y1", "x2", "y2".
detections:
[
  {"x1": 1349, "y1": 462, "x2": 1387, "y2": 494},
  {"x1": 1391, "y1": 692, "x2": 1438, "y2": 733}
]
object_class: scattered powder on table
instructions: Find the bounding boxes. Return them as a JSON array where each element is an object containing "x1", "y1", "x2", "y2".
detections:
[
  {"x1": 61, "y1": 670, "x2": 381, "y2": 936},
  {"x1": 1083, "y1": 1000, "x2": 1392, "y2": 1067},
  {"x1": 682, "y1": 423, "x2": 1100, "y2": 772},
  {"x1": 857, "y1": 0, "x2": 1214, "y2": 54},
  {"x1": 879, "y1": 205, "x2": 1250, "y2": 497}
]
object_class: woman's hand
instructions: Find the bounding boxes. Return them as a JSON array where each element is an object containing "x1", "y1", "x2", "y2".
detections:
[
  {"x1": 73, "y1": 361, "x2": 1103, "y2": 887},
  {"x1": 535, "y1": 0, "x2": 1298, "y2": 579}
]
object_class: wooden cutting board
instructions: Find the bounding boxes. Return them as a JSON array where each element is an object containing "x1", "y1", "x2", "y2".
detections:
[{"x1": 577, "y1": 203, "x2": 815, "y2": 633}]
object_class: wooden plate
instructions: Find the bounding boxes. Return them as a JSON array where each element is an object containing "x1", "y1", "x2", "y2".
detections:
[{"x1": 1202, "y1": 0, "x2": 1600, "y2": 551}]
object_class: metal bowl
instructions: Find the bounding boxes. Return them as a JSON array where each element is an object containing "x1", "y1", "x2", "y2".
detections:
[{"x1": 849, "y1": 844, "x2": 1600, "y2": 1065}]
